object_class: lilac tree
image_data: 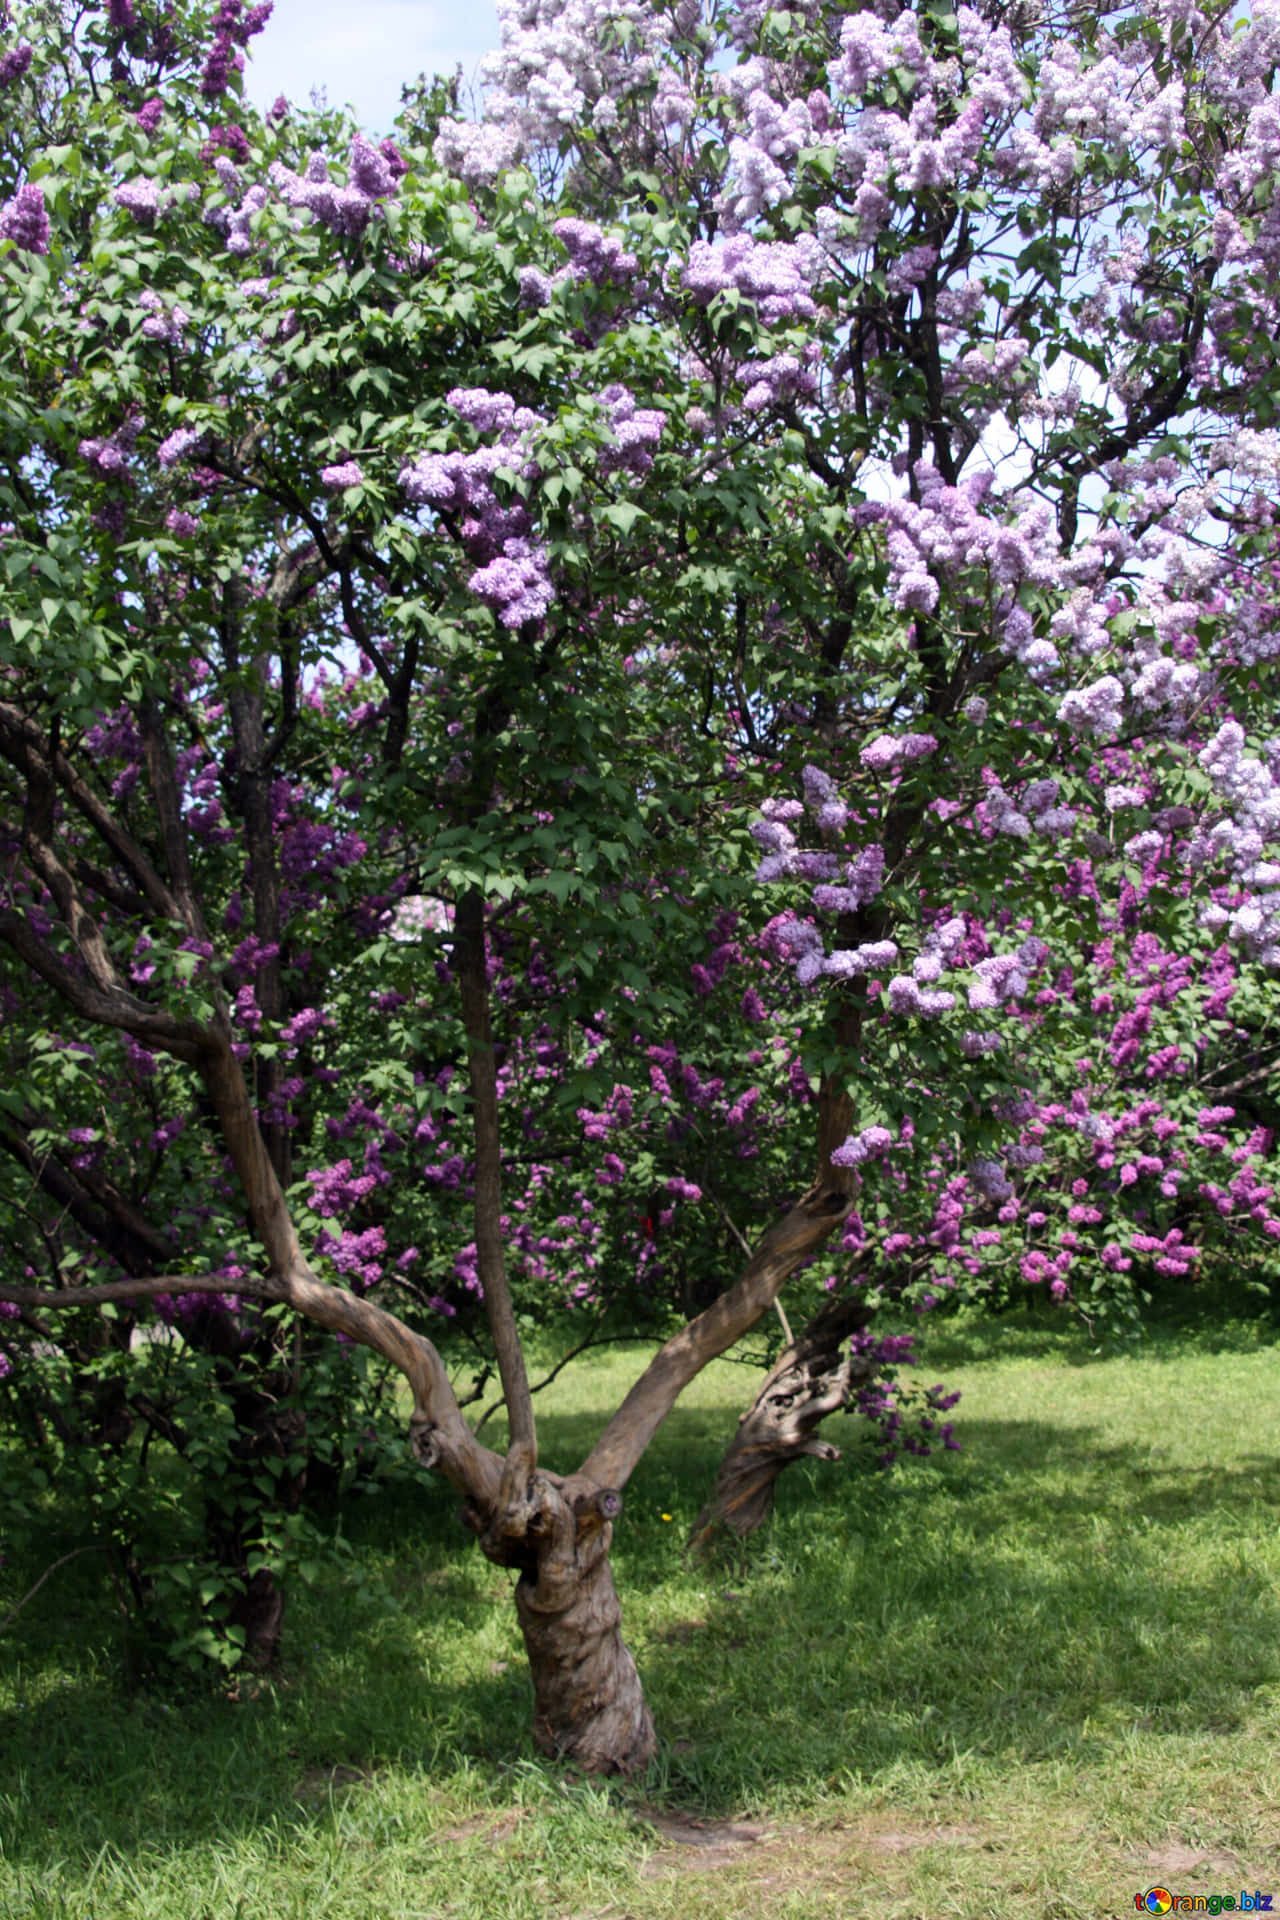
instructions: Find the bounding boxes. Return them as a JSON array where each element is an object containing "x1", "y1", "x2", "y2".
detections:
[{"x1": 3, "y1": 0, "x2": 1280, "y2": 1772}]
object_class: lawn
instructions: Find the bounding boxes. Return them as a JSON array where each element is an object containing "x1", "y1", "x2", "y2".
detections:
[{"x1": 2, "y1": 1310, "x2": 1279, "y2": 1919}]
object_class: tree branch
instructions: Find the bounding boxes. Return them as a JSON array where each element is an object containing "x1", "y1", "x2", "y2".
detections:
[
  {"x1": 576, "y1": 1176, "x2": 851, "y2": 1493},
  {"x1": 0, "y1": 906, "x2": 209, "y2": 1062}
]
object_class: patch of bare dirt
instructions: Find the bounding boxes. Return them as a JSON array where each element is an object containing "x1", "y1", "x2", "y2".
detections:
[
  {"x1": 293, "y1": 1762, "x2": 369, "y2": 1802},
  {"x1": 1132, "y1": 1842, "x2": 1243, "y2": 1878},
  {"x1": 862, "y1": 1824, "x2": 985, "y2": 1853},
  {"x1": 638, "y1": 1809, "x2": 789, "y2": 1877},
  {"x1": 654, "y1": 1618, "x2": 709, "y2": 1644},
  {"x1": 431, "y1": 1810, "x2": 524, "y2": 1848},
  {"x1": 637, "y1": 1809, "x2": 989, "y2": 1881}
]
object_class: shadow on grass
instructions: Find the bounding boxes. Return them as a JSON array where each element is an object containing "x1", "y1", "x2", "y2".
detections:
[{"x1": 2, "y1": 1399, "x2": 1279, "y2": 1866}]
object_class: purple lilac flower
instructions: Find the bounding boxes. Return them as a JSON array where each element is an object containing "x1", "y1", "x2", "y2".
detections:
[
  {"x1": 139, "y1": 290, "x2": 188, "y2": 343},
  {"x1": 320, "y1": 460, "x2": 365, "y2": 490},
  {"x1": 831, "y1": 1124, "x2": 894, "y2": 1167},
  {"x1": 448, "y1": 386, "x2": 517, "y2": 434},
  {"x1": 467, "y1": 539, "x2": 554, "y2": 629},
  {"x1": 554, "y1": 216, "x2": 638, "y2": 283},
  {"x1": 202, "y1": 122, "x2": 252, "y2": 163},
  {"x1": 1, "y1": 184, "x2": 48, "y2": 254},
  {"x1": 157, "y1": 427, "x2": 205, "y2": 468},
  {"x1": 824, "y1": 940, "x2": 899, "y2": 977},
  {"x1": 348, "y1": 133, "x2": 399, "y2": 199},
  {"x1": 970, "y1": 1158, "x2": 1013, "y2": 1201},
  {"x1": 0, "y1": 42, "x2": 33, "y2": 87},
  {"x1": 115, "y1": 178, "x2": 165, "y2": 223},
  {"x1": 135, "y1": 97, "x2": 164, "y2": 133},
  {"x1": 860, "y1": 731, "x2": 939, "y2": 772}
]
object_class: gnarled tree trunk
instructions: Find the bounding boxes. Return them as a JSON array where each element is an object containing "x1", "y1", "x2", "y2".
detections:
[
  {"x1": 456, "y1": 1466, "x2": 655, "y2": 1772},
  {"x1": 690, "y1": 1290, "x2": 878, "y2": 1549},
  {"x1": 513, "y1": 1513, "x2": 653, "y2": 1772}
]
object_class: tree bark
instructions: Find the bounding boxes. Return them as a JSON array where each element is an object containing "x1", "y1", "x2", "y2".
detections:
[
  {"x1": 689, "y1": 1290, "x2": 879, "y2": 1550},
  {"x1": 516, "y1": 1556, "x2": 654, "y2": 1772},
  {"x1": 469, "y1": 1477, "x2": 655, "y2": 1773}
]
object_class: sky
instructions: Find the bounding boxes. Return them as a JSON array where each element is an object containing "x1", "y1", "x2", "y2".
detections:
[{"x1": 242, "y1": 0, "x2": 502, "y2": 136}]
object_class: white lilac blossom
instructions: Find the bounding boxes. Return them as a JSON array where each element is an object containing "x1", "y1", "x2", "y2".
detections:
[
  {"x1": 471, "y1": 0, "x2": 672, "y2": 161},
  {"x1": 433, "y1": 120, "x2": 521, "y2": 186}
]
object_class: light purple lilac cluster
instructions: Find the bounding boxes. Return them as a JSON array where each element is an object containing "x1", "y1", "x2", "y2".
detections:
[
  {"x1": 553, "y1": 216, "x2": 638, "y2": 284},
  {"x1": 1, "y1": 183, "x2": 48, "y2": 255},
  {"x1": 883, "y1": 916, "x2": 968, "y2": 1017},
  {"x1": 156, "y1": 426, "x2": 207, "y2": 469},
  {"x1": 881, "y1": 460, "x2": 1058, "y2": 627},
  {"x1": 1190, "y1": 720, "x2": 1280, "y2": 965},
  {"x1": 978, "y1": 775, "x2": 1077, "y2": 842},
  {"x1": 400, "y1": 388, "x2": 555, "y2": 630},
  {"x1": 859, "y1": 731, "x2": 938, "y2": 774},
  {"x1": 138, "y1": 290, "x2": 188, "y2": 344},
  {"x1": 267, "y1": 135, "x2": 400, "y2": 240},
  {"x1": 113, "y1": 176, "x2": 183, "y2": 225},
  {"x1": 80, "y1": 414, "x2": 142, "y2": 480},
  {"x1": 682, "y1": 235, "x2": 819, "y2": 326},
  {"x1": 597, "y1": 384, "x2": 664, "y2": 476},
  {"x1": 830, "y1": 1123, "x2": 895, "y2": 1168},
  {"x1": 320, "y1": 461, "x2": 364, "y2": 490},
  {"x1": 740, "y1": 346, "x2": 821, "y2": 414}
]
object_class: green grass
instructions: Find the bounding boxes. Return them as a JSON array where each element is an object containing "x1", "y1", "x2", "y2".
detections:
[{"x1": 3, "y1": 1311, "x2": 1280, "y2": 1918}]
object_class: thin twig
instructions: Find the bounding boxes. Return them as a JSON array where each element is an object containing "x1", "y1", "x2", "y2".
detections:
[
  {"x1": 474, "y1": 1331, "x2": 653, "y2": 1434},
  {"x1": 707, "y1": 1190, "x2": 792, "y2": 1343},
  {"x1": 0, "y1": 1543, "x2": 109, "y2": 1635}
]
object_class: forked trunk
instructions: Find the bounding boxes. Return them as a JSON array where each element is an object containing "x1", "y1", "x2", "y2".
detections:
[
  {"x1": 690, "y1": 1290, "x2": 878, "y2": 1549},
  {"x1": 515, "y1": 1543, "x2": 655, "y2": 1773}
]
